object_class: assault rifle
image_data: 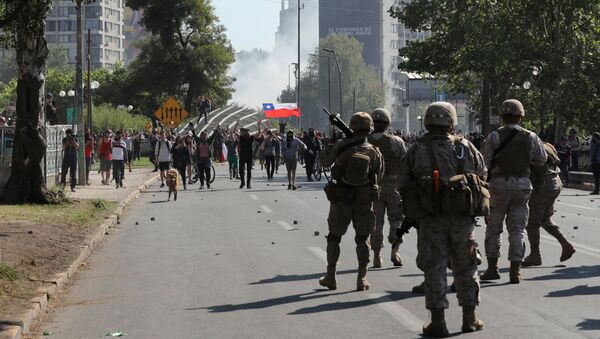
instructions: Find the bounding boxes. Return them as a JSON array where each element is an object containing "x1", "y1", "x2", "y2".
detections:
[
  {"x1": 393, "y1": 218, "x2": 419, "y2": 246},
  {"x1": 321, "y1": 107, "x2": 353, "y2": 139}
]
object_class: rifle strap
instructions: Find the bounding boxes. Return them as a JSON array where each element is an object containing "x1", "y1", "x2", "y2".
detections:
[
  {"x1": 337, "y1": 138, "x2": 366, "y2": 156},
  {"x1": 489, "y1": 128, "x2": 519, "y2": 178}
]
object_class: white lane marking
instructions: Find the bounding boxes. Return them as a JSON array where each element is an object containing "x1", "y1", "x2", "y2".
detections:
[
  {"x1": 557, "y1": 202, "x2": 596, "y2": 211},
  {"x1": 250, "y1": 194, "x2": 259, "y2": 201},
  {"x1": 278, "y1": 221, "x2": 294, "y2": 231},
  {"x1": 308, "y1": 246, "x2": 329, "y2": 265},
  {"x1": 365, "y1": 293, "x2": 423, "y2": 333},
  {"x1": 260, "y1": 204, "x2": 273, "y2": 213},
  {"x1": 540, "y1": 235, "x2": 600, "y2": 259}
]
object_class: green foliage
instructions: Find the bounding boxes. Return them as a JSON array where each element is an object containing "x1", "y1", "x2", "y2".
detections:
[
  {"x1": 0, "y1": 262, "x2": 18, "y2": 281},
  {"x1": 91, "y1": 198, "x2": 107, "y2": 210},
  {"x1": 0, "y1": 78, "x2": 17, "y2": 109},
  {"x1": 92, "y1": 104, "x2": 150, "y2": 135},
  {"x1": 47, "y1": 185, "x2": 72, "y2": 204},
  {"x1": 125, "y1": 0, "x2": 235, "y2": 113},
  {"x1": 389, "y1": 0, "x2": 600, "y2": 135}
]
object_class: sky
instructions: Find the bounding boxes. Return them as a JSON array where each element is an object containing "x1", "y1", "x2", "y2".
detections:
[{"x1": 212, "y1": 0, "x2": 282, "y2": 52}]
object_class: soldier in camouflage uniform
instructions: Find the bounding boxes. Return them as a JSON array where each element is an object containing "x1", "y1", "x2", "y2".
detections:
[
  {"x1": 368, "y1": 108, "x2": 408, "y2": 268},
  {"x1": 318, "y1": 112, "x2": 384, "y2": 291},
  {"x1": 480, "y1": 99, "x2": 547, "y2": 284},
  {"x1": 523, "y1": 141, "x2": 575, "y2": 266},
  {"x1": 399, "y1": 102, "x2": 486, "y2": 337}
]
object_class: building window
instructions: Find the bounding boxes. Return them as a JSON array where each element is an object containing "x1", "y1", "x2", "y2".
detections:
[
  {"x1": 47, "y1": 20, "x2": 56, "y2": 31},
  {"x1": 84, "y1": 19, "x2": 101, "y2": 30},
  {"x1": 58, "y1": 35, "x2": 69, "y2": 43},
  {"x1": 47, "y1": 35, "x2": 57, "y2": 43},
  {"x1": 58, "y1": 20, "x2": 74, "y2": 31},
  {"x1": 85, "y1": 6, "x2": 102, "y2": 18}
]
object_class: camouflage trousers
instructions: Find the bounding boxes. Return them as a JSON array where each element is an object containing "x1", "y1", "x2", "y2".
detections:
[
  {"x1": 371, "y1": 185, "x2": 403, "y2": 252},
  {"x1": 526, "y1": 188, "x2": 562, "y2": 249},
  {"x1": 485, "y1": 187, "x2": 532, "y2": 261},
  {"x1": 326, "y1": 199, "x2": 375, "y2": 266},
  {"x1": 417, "y1": 215, "x2": 480, "y2": 310}
]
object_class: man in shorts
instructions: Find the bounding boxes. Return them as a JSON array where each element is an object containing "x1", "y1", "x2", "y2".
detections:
[{"x1": 154, "y1": 130, "x2": 172, "y2": 187}]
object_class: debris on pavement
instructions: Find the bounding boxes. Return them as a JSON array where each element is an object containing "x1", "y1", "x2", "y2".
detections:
[
  {"x1": 271, "y1": 242, "x2": 276, "y2": 245},
  {"x1": 28, "y1": 230, "x2": 33, "y2": 234},
  {"x1": 573, "y1": 226, "x2": 579, "y2": 230},
  {"x1": 42, "y1": 330, "x2": 52, "y2": 336},
  {"x1": 106, "y1": 331, "x2": 127, "y2": 337},
  {"x1": 293, "y1": 220, "x2": 298, "y2": 225},
  {"x1": 314, "y1": 231, "x2": 320, "y2": 236},
  {"x1": 215, "y1": 252, "x2": 221, "y2": 256},
  {"x1": 288, "y1": 228, "x2": 299, "y2": 232},
  {"x1": 257, "y1": 211, "x2": 262, "y2": 213},
  {"x1": 135, "y1": 221, "x2": 139, "y2": 225},
  {"x1": 150, "y1": 217, "x2": 156, "y2": 221}
]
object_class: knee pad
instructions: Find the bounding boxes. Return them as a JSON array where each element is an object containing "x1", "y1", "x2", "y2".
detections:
[
  {"x1": 355, "y1": 234, "x2": 369, "y2": 244},
  {"x1": 326, "y1": 233, "x2": 342, "y2": 244}
]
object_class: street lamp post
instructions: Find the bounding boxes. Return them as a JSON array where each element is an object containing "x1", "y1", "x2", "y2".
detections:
[
  {"x1": 417, "y1": 115, "x2": 424, "y2": 131},
  {"x1": 59, "y1": 90, "x2": 76, "y2": 129},
  {"x1": 75, "y1": 0, "x2": 86, "y2": 186},
  {"x1": 322, "y1": 48, "x2": 342, "y2": 117}
]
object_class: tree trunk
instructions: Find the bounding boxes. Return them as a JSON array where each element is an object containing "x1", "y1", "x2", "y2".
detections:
[
  {"x1": 481, "y1": 78, "x2": 491, "y2": 135},
  {"x1": 2, "y1": 27, "x2": 50, "y2": 204}
]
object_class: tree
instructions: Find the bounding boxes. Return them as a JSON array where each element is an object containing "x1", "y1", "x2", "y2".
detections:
[
  {"x1": 125, "y1": 0, "x2": 235, "y2": 115},
  {"x1": 0, "y1": 0, "x2": 53, "y2": 204},
  {"x1": 389, "y1": 1, "x2": 600, "y2": 136}
]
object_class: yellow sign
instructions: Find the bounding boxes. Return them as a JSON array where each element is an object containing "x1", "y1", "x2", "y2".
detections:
[{"x1": 153, "y1": 97, "x2": 189, "y2": 126}]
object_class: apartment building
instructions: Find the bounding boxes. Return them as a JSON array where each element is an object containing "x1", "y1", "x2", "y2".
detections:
[{"x1": 45, "y1": 0, "x2": 125, "y2": 69}]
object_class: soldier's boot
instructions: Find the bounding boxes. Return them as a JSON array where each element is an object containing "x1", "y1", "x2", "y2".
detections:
[
  {"x1": 423, "y1": 309, "x2": 449, "y2": 338},
  {"x1": 356, "y1": 264, "x2": 370, "y2": 291},
  {"x1": 479, "y1": 257, "x2": 500, "y2": 280},
  {"x1": 412, "y1": 281, "x2": 425, "y2": 294},
  {"x1": 522, "y1": 247, "x2": 542, "y2": 267},
  {"x1": 547, "y1": 229, "x2": 576, "y2": 262},
  {"x1": 461, "y1": 306, "x2": 484, "y2": 333},
  {"x1": 391, "y1": 242, "x2": 403, "y2": 267},
  {"x1": 319, "y1": 234, "x2": 341, "y2": 290},
  {"x1": 319, "y1": 265, "x2": 337, "y2": 290},
  {"x1": 509, "y1": 261, "x2": 522, "y2": 284},
  {"x1": 372, "y1": 249, "x2": 383, "y2": 268}
]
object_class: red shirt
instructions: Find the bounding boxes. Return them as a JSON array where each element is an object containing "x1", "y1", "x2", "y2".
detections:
[{"x1": 98, "y1": 139, "x2": 112, "y2": 160}]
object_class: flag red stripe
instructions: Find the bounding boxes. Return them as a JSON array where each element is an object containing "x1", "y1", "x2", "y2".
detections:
[{"x1": 264, "y1": 108, "x2": 301, "y2": 118}]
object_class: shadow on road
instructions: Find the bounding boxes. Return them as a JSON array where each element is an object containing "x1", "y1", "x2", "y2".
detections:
[
  {"x1": 546, "y1": 284, "x2": 600, "y2": 297},
  {"x1": 527, "y1": 265, "x2": 600, "y2": 281},
  {"x1": 577, "y1": 318, "x2": 600, "y2": 330},
  {"x1": 249, "y1": 269, "x2": 357, "y2": 285},
  {"x1": 288, "y1": 290, "x2": 418, "y2": 315},
  {"x1": 193, "y1": 289, "x2": 354, "y2": 313}
]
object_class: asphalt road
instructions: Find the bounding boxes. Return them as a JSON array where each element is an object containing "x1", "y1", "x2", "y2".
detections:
[{"x1": 32, "y1": 164, "x2": 600, "y2": 338}]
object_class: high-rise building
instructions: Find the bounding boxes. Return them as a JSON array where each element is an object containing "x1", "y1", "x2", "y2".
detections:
[
  {"x1": 319, "y1": 0, "x2": 436, "y2": 131},
  {"x1": 45, "y1": 0, "x2": 125, "y2": 69}
]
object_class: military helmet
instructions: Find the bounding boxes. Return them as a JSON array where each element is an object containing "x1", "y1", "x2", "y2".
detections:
[
  {"x1": 500, "y1": 99, "x2": 525, "y2": 116},
  {"x1": 424, "y1": 102, "x2": 457, "y2": 127},
  {"x1": 371, "y1": 108, "x2": 391, "y2": 124},
  {"x1": 349, "y1": 112, "x2": 373, "y2": 134}
]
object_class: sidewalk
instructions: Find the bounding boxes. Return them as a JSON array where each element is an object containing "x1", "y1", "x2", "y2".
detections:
[
  {"x1": 70, "y1": 168, "x2": 158, "y2": 202},
  {"x1": 0, "y1": 167, "x2": 158, "y2": 339}
]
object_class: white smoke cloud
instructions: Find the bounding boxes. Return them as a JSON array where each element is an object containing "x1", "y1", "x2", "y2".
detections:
[{"x1": 229, "y1": 0, "x2": 318, "y2": 108}]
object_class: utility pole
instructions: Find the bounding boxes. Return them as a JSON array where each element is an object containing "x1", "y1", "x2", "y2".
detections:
[
  {"x1": 297, "y1": 1, "x2": 303, "y2": 129},
  {"x1": 87, "y1": 29, "x2": 92, "y2": 132},
  {"x1": 75, "y1": 0, "x2": 86, "y2": 186}
]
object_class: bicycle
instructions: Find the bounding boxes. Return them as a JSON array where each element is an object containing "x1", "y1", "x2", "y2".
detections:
[
  {"x1": 312, "y1": 152, "x2": 330, "y2": 182},
  {"x1": 189, "y1": 162, "x2": 216, "y2": 184}
]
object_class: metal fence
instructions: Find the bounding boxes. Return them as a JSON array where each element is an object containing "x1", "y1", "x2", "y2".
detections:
[{"x1": 0, "y1": 125, "x2": 72, "y2": 191}]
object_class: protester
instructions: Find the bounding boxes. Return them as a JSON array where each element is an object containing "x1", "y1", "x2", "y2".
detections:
[
  {"x1": 98, "y1": 130, "x2": 113, "y2": 185},
  {"x1": 111, "y1": 130, "x2": 128, "y2": 189},
  {"x1": 281, "y1": 130, "x2": 306, "y2": 190},
  {"x1": 225, "y1": 126, "x2": 240, "y2": 180},
  {"x1": 149, "y1": 130, "x2": 159, "y2": 172},
  {"x1": 45, "y1": 93, "x2": 58, "y2": 125},
  {"x1": 84, "y1": 128, "x2": 95, "y2": 184},
  {"x1": 303, "y1": 128, "x2": 321, "y2": 181},
  {"x1": 133, "y1": 130, "x2": 143, "y2": 161},
  {"x1": 238, "y1": 122, "x2": 260, "y2": 189},
  {"x1": 274, "y1": 131, "x2": 282, "y2": 174},
  {"x1": 172, "y1": 136, "x2": 192, "y2": 190},
  {"x1": 555, "y1": 136, "x2": 571, "y2": 187},
  {"x1": 184, "y1": 132, "x2": 196, "y2": 184},
  {"x1": 155, "y1": 130, "x2": 172, "y2": 188},
  {"x1": 567, "y1": 129, "x2": 581, "y2": 171},
  {"x1": 261, "y1": 130, "x2": 280, "y2": 181},
  {"x1": 60, "y1": 128, "x2": 79, "y2": 192},
  {"x1": 123, "y1": 130, "x2": 133, "y2": 172},
  {"x1": 189, "y1": 122, "x2": 221, "y2": 189}
]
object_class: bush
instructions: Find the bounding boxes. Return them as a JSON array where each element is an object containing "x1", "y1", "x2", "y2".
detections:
[
  {"x1": 91, "y1": 104, "x2": 150, "y2": 135},
  {"x1": 0, "y1": 262, "x2": 18, "y2": 281}
]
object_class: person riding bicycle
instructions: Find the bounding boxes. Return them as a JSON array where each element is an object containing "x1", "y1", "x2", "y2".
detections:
[
  {"x1": 189, "y1": 122, "x2": 221, "y2": 189},
  {"x1": 303, "y1": 128, "x2": 322, "y2": 182},
  {"x1": 282, "y1": 130, "x2": 307, "y2": 190}
]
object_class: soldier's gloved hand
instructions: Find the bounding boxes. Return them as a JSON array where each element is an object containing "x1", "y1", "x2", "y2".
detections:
[{"x1": 388, "y1": 229, "x2": 399, "y2": 244}]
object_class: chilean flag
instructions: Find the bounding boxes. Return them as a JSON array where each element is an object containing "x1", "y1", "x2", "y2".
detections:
[{"x1": 262, "y1": 103, "x2": 301, "y2": 118}]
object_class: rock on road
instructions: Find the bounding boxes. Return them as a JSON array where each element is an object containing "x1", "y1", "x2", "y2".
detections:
[{"x1": 28, "y1": 166, "x2": 600, "y2": 338}]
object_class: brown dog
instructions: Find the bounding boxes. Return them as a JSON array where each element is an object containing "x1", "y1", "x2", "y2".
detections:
[{"x1": 166, "y1": 169, "x2": 179, "y2": 201}]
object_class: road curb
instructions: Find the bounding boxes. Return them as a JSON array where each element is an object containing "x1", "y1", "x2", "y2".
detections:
[{"x1": 0, "y1": 174, "x2": 159, "y2": 339}]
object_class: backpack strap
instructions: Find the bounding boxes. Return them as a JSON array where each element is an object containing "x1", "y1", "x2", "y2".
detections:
[{"x1": 337, "y1": 138, "x2": 366, "y2": 156}]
